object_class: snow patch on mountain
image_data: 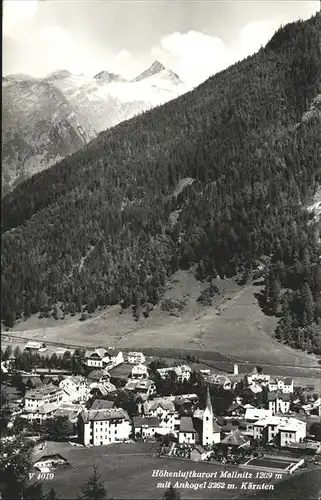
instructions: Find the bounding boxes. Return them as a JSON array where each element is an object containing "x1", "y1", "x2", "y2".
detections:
[{"x1": 3, "y1": 62, "x2": 187, "y2": 193}]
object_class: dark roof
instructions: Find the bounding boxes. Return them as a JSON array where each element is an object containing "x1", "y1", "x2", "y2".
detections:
[
  {"x1": 81, "y1": 408, "x2": 129, "y2": 422},
  {"x1": 227, "y1": 402, "x2": 242, "y2": 412},
  {"x1": 90, "y1": 399, "x2": 114, "y2": 410},
  {"x1": 133, "y1": 416, "x2": 159, "y2": 428},
  {"x1": 179, "y1": 416, "x2": 195, "y2": 433},
  {"x1": 284, "y1": 378, "x2": 293, "y2": 385},
  {"x1": 212, "y1": 419, "x2": 221, "y2": 433}
]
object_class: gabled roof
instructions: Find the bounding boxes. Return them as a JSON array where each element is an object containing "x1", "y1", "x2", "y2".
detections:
[
  {"x1": 37, "y1": 403, "x2": 58, "y2": 414},
  {"x1": 179, "y1": 416, "x2": 195, "y2": 433},
  {"x1": 193, "y1": 445, "x2": 206, "y2": 454},
  {"x1": 284, "y1": 378, "x2": 293, "y2": 385},
  {"x1": 221, "y1": 429, "x2": 247, "y2": 446},
  {"x1": 81, "y1": 408, "x2": 129, "y2": 423},
  {"x1": 146, "y1": 399, "x2": 175, "y2": 412},
  {"x1": 90, "y1": 399, "x2": 114, "y2": 410},
  {"x1": 133, "y1": 416, "x2": 159, "y2": 428}
]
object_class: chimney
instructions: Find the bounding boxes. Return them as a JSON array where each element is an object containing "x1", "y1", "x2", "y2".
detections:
[{"x1": 233, "y1": 363, "x2": 239, "y2": 375}]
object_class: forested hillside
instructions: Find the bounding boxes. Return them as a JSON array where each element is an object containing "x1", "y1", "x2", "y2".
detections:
[{"x1": 2, "y1": 15, "x2": 321, "y2": 354}]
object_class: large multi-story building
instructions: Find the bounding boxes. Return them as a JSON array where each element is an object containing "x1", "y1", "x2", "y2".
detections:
[
  {"x1": 24, "y1": 385, "x2": 65, "y2": 411},
  {"x1": 253, "y1": 416, "x2": 306, "y2": 447},
  {"x1": 59, "y1": 376, "x2": 89, "y2": 402},
  {"x1": 78, "y1": 408, "x2": 131, "y2": 446},
  {"x1": 143, "y1": 398, "x2": 180, "y2": 432}
]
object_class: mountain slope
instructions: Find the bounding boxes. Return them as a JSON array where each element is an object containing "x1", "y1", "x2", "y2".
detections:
[
  {"x1": 2, "y1": 78, "x2": 94, "y2": 194},
  {"x1": 2, "y1": 15, "x2": 321, "y2": 356},
  {"x1": 2, "y1": 64, "x2": 187, "y2": 194}
]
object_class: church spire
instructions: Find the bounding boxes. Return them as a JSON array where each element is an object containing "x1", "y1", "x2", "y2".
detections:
[{"x1": 205, "y1": 384, "x2": 213, "y2": 414}]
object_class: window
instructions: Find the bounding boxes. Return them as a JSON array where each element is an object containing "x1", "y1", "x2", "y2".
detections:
[{"x1": 206, "y1": 417, "x2": 209, "y2": 421}]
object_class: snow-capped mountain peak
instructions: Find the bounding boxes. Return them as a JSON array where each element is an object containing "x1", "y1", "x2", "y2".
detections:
[
  {"x1": 133, "y1": 60, "x2": 182, "y2": 85},
  {"x1": 94, "y1": 70, "x2": 126, "y2": 83},
  {"x1": 44, "y1": 69, "x2": 73, "y2": 82},
  {"x1": 3, "y1": 62, "x2": 187, "y2": 194}
]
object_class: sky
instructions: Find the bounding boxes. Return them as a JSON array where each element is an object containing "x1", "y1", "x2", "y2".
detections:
[{"x1": 3, "y1": 0, "x2": 319, "y2": 87}]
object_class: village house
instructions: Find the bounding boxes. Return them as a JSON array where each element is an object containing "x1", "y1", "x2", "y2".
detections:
[
  {"x1": 267, "y1": 392, "x2": 291, "y2": 415},
  {"x1": 268, "y1": 378, "x2": 294, "y2": 394},
  {"x1": 221, "y1": 429, "x2": 249, "y2": 449},
  {"x1": 24, "y1": 384, "x2": 65, "y2": 411},
  {"x1": 190, "y1": 445, "x2": 212, "y2": 462},
  {"x1": 157, "y1": 365, "x2": 192, "y2": 383},
  {"x1": 59, "y1": 376, "x2": 89, "y2": 402},
  {"x1": 125, "y1": 379, "x2": 156, "y2": 398},
  {"x1": 244, "y1": 407, "x2": 272, "y2": 435},
  {"x1": 78, "y1": 408, "x2": 131, "y2": 446},
  {"x1": 31, "y1": 442, "x2": 69, "y2": 472},
  {"x1": 20, "y1": 402, "x2": 58, "y2": 423},
  {"x1": 131, "y1": 363, "x2": 149, "y2": 380},
  {"x1": 205, "y1": 374, "x2": 232, "y2": 391},
  {"x1": 89, "y1": 381, "x2": 117, "y2": 398},
  {"x1": 179, "y1": 417, "x2": 196, "y2": 444},
  {"x1": 253, "y1": 416, "x2": 306, "y2": 446},
  {"x1": 246, "y1": 367, "x2": 270, "y2": 386},
  {"x1": 127, "y1": 352, "x2": 146, "y2": 364},
  {"x1": 24, "y1": 341, "x2": 47, "y2": 353},
  {"x1": 142, "y1": 399, "x2": 180, "y2": 432},
  {"x1": 87, "y1": 369, "x2": 111, "y2": 384},
  {"x1": 132, "y1": 416, "x2": 160, "y2": 438},
  {"x1": 84, "y1": 349, "x2": 111, "y2": 368}
]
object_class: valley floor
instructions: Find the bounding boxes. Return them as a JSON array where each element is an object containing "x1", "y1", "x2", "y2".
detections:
[{"x1": 5, "y1": 271, "x2": 320, "y2": 388}]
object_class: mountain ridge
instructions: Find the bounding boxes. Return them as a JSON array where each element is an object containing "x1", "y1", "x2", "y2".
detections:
[
  {"x1": 2, "y1": 62, "x2": 186, "y2": 194},
  {"x1": 2, "y1": 14, "x2": 321, "y2": 357}
]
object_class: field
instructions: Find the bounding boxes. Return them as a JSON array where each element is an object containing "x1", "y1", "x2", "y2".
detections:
[
  {"x1": 36, "y1": 442, "x2": 282, "y2": 500},
  {"x1": 4, "y1": 270, "x2": 321, "y2": 385},
  {"x1": 244, "y1": 457, "x2": 296, "y2": 471}
]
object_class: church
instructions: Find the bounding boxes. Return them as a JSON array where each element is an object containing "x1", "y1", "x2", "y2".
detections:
[{"x1": 178, "y1": 386, "x2": 221, "y2": 445}]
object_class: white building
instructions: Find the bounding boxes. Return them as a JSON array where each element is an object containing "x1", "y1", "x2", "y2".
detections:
[
  {"x1": 24, "y1": 385, "x2": 65, "y2": 411},
  {"x1": 178, "y1": 417, "x2": 196, "y2": 444},
  {"x1": 20, "y1": 403, "x2": 58, "y2": 423},
  {"x1": 78, "y1": 408, "x2": 131, "y2": 446},
  {"x1": 24, "y1": 341, "x2": 47, "y2": 353},
  {"x1": 244, "y1": 407, "x2": 272, "y2": 435},
  {"x1": 127, "y1": 352, "x2": 146, "y2": 364},
  {"x1": 84, "y1": 349, "x2": 111, "y2": 368},
  {"x1": 143, "y1": 399, "x2": 180, "y2": 432},
  {"x1": 253, "y1": 416, "x2": 306, "y2": 446},
  {"x1": 133, "y1": 416, "x2": 161, "y2": 438},
  {"x1": 157, "y1": 365, "x2": 192, "y2": 383},
  {"x1": 131, "y1": 364, "x2": 148, "y2": 380},
  {"x1": 268, "y1": 378, "x2": 293, "y2": 394},
  {"x1": 59, "y1": 376, "x2": 89, "y2": 402},
  {"x1": 267, "y1": 392, "x2": 291, "y2": 415}
]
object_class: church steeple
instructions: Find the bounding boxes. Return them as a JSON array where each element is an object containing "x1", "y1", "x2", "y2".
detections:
[{"x1": 205, "y1": 384, "x2": 213, "y2": 414}]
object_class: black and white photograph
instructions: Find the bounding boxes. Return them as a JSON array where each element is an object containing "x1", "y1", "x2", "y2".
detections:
[{"x1": 1, "y1": 0, "x2": 321, "y2": 498}]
